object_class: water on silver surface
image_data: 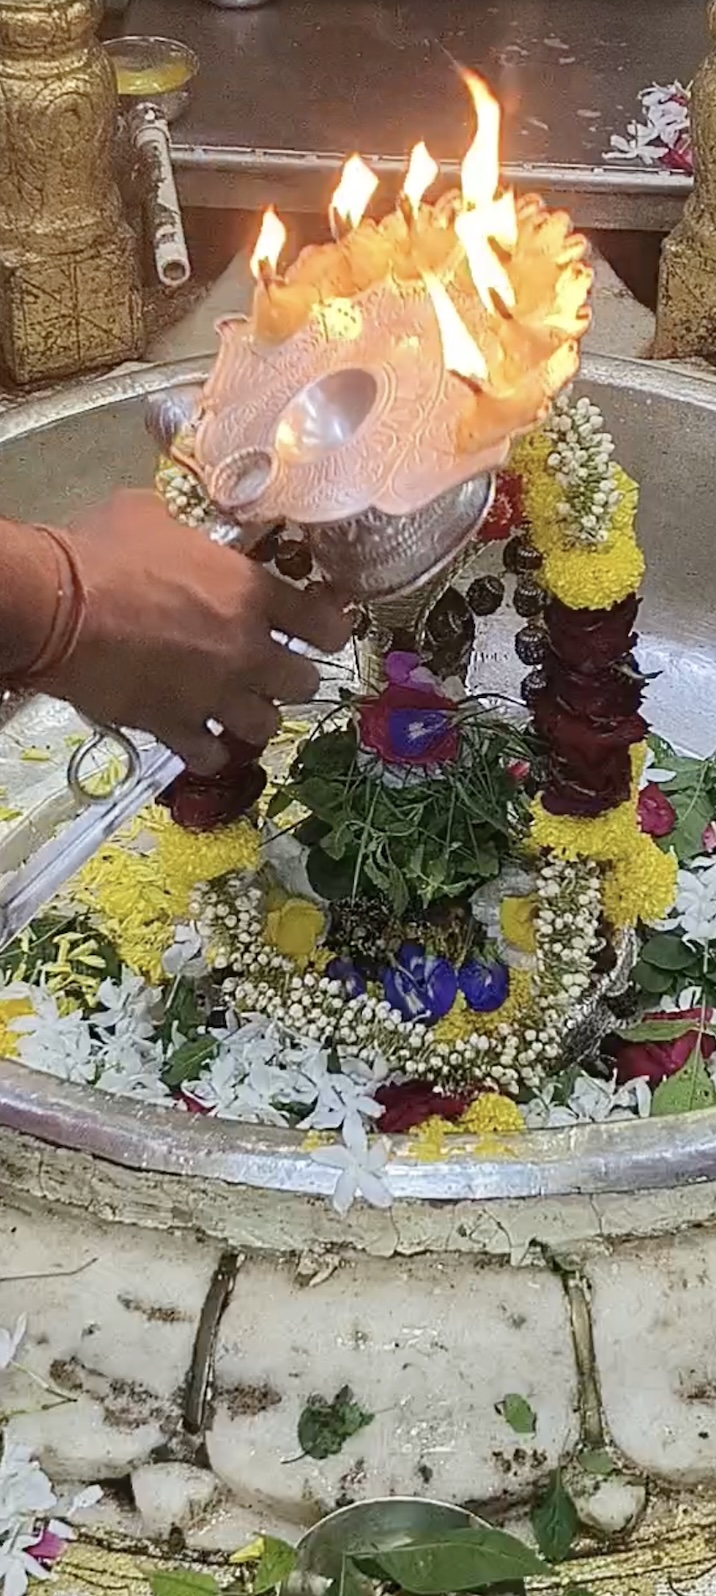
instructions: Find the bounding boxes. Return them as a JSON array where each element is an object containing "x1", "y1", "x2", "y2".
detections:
[{"x1": 0, "y1": 353, "x2": 715, "y2": 1198}]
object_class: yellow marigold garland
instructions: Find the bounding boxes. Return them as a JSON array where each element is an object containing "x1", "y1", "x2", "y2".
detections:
[
  {"x1": 514, "y1": 429, "x2": 643, "y2": 611},
  {"x1": 601, "y1": 835, "x2": 677, "y2": 929}
]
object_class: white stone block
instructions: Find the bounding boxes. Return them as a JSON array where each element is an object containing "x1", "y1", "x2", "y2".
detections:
[
  {"x1": 132, "y1": 1463, "x2": 220, "y2": 1538},
  {"x1": 589, "y1": 1234, "x2": 716, "y2": 1482},
  {"x1": 207, "y1": 1255, "x2": 578, "y2": 1521},
  {"x1": 186, "y1": 1504, "x2": 301, "y2": 1553},
  {"x1": 575, "y1": 1478, "x2": 646, "y2": 1538},
  {"x1": 0, "y1": 1200, "x2": 220, "y2": 1481}
]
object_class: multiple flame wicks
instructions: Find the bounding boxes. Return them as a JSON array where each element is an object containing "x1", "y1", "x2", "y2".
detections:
[{"x1": 247, "y1": 69, "x2": 592, "y2": 459}]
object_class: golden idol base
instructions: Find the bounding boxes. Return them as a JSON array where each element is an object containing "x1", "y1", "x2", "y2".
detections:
[
  {"x1": 654, "y1": 217, "x2": 716, "y2": 361},
  {"x1": 0, "y1": 229, "x2": 144, "y2": 387}
]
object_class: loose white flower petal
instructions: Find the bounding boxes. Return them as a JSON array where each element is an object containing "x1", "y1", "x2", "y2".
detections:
[
  {"x1": 0, "y1": 1316, "x2": 26, "y2": 1372},
  {"x1": 311, "y1": 1121, "x2": 392, "y2": 1214}
]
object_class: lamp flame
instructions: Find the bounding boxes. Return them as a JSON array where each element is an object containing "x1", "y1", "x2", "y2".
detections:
[
  {"x1": 330, "y1": 154, "x2": 379, "y2": 232},
  {"x1": 250, "y1": 206, "x2": 287, "y2": 283},
  {"x1": 460, "y1": 69, "x2": 501, "y2": 211},
  {"x1": 457, "y1": 70, "x2": 518, "y2": 314},
  {"x1": 425, "y1": 272, "x2": 488, "y2": 385},
  {"x1": 403, "y1": 141, "x2": 439, "y2": 215},
  {"x1": 455, "y1": 207, "x2": 516, "y2": 314}
]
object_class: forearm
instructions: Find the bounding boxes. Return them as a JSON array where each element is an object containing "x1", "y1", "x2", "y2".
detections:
[{"x1": 0, "y1": 518, "x2": 68, "y2": 677}]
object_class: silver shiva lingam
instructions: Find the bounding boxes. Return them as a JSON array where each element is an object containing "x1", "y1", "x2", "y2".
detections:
[{"x1": 0, "y1": 69, "x2": 592, "y2": 946}]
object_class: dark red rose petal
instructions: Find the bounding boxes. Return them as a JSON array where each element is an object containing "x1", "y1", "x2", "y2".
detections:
[
  {"x1": 376, "y1": 1081, "x2": 467, "y2": 1132},
  {"x1": 638, "y1": 782, "x2": 676, "y2": 838},
  {"x1": 478, "y1": 471, "x2": 524, "y2": 542}
]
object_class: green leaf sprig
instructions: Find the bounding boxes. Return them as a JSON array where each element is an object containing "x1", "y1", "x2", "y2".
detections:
[
  {"x1": 297, "y1": 1386, "x2": 373, "y2": 1460},
  {"x1": 531, "y1": 1469, "x2": 579, "y2": 1563}
]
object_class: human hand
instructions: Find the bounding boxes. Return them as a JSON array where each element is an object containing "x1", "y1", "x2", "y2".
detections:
[{"x1": 39, "y1": 491, "x2": 351, "y2": 774}]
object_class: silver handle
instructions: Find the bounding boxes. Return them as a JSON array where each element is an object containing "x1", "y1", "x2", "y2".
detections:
[
  {"x1": 0, "y1": 743, "x2": 183, "y2": 950},
  {"x1": 67, "y1": 724, "x2": 143, "y2": 805}
]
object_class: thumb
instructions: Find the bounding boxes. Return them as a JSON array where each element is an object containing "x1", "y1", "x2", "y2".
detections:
[{"x1": 166, "y1": 727, "x2": 229, "y2": 778}]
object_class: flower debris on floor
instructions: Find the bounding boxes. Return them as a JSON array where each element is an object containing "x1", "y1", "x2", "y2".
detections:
[
  {"x1": 2, "y1": 390, "x2": 716, "y2": 1217},
  {"x1": 604, "y1": 82, "x2": 692, "y2": 173},
  {"x1": 0, "y1": 1314, "x2": 102, "y2": 1596}
]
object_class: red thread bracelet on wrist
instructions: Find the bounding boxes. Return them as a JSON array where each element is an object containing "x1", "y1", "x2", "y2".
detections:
[{"x1": 7, "y1": 525, "x2": 88, "y2": 687}]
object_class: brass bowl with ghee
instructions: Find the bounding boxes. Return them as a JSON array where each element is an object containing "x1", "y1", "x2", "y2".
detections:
[{"x1": 105, "y1": 35, "x2": 198, "y2": 119}]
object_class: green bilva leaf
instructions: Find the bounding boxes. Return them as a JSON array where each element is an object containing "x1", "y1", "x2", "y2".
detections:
[
  {"x1": 326, "y1": 1557, "x2": 372, "y2": 1596},
  {"x1": 150, "y1": 1572, "x2": 219, "y2": 1596},
  {"x1": 296, "y1": 776, "x2": 343, "y2": 820},
  {"x1": 668, "y1": 786, "x2": 714, "y2": 862},
  {"x1": 253, "y1": 1537, "x2": 297, "y2": 1594},
  {"x1": 651, "y1": 1046, "x2": 716, "y2": 1117},
  {"x1": 531, "y1": 1469, "x2": 579, "y2": 1563},
  {"x1": 579, "y1": 1447, "x2": 615, "y2": 1477},
  {"x1": 266, "y1": 787, "x2": 295, "y2": 820},
  {"x1": 320, "y1": 825, "x2": 350, "y2": 862},
  {"x1": 640, "y1": 934, "x2": 696, "y2": 972},
  {"x1": 495, "y1": 1392, "x2": 536, "y2": 1435},
  {"x1": 299, "y1": 728, "x2": 356, "y2": 775},
  {"x1": 294, "y1": 815, "x2": 330, "y2": 848},
  {"x1": 162, "y1": 1037, "x2": 216, "y2": 1088},
  {"x1": 297, "y1": 1386, "x2": 373, "y2": 1460},
  {"x1": 385, "y1": 862, "x2": 409, "y2": 917},
  {"x1": 616, "y1": 1019, "x2": 699, "y2": 1043},
  {"x1": 306, "y1": 845, "x2": 359, "y2": 902},
  {"x1": 632, "y1": 958, "x2": 675, "y2": 997},
  {"x1": 369, "y1": 1525, "x2": 547, "y2": 1593}
]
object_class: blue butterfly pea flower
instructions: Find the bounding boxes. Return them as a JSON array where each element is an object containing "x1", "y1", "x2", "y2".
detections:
[
  {"x1": 459, "y1": 957, "x2": 510, "y2": 1013},
  {"x1": 326, "y1": 957, "x2": 367, "y2": 1001},
  {"x1": 382, "y1": 941, "x2": 457, "y2": 1025}
]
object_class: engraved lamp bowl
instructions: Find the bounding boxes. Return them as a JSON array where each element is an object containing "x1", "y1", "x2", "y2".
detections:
[{"x1": 188, "y1": 277, "x2": 506, "y2": 602}]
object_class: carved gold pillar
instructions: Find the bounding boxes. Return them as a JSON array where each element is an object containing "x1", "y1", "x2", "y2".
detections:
[
  {"x1": 654, "y1": 1, "x2": 716, "y2": 359},
  {"x1": 0, "y1": 0, "x2": 144, "y2": 385}
]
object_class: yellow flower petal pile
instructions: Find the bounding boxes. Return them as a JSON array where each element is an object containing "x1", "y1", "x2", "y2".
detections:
[
  {"x1": 457, "y1": 1094, "x2": 525, "y2": 1135},
  {"x1": 0, "y1": 995, "x2": 33, "y2": 1059},
  {"x1": 75, "y1": 810, "x2": 259, "y2": 983},
  {"x1": 407, "y1": 1094, "x2": 524, "y2": 1161}
]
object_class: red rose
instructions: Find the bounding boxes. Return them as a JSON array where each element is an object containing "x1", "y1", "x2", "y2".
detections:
[
  {"x1": 160, "y1": 732, "x2": 266, "y2": 831},
  {"x1": 479, "y1": 472, "x2": 523, "y2": 541},
  {"x1": 542, "y1": 751, "x2": 631, "y2": 815},
  {"x1": 358, "y1": 683, "x2": 459, "y2": 765},
  {"x1": 616, "y1": 1010, "x2": 716, "y2": 1085},
  {"x1": 376, "y1": 1081, "x2": 467, "y2": 1132},
  {"x1": 546, "y1": 594, "x2": 639, "y2": 669},
  {"x1": 533, "y1": 700, "x2": 647, "y2": 765},
  {"x1": 638, "y1": 781, "x2": 676, "y2": 838},
  {"x1": 551, "y1": 666, "x2": 644, "y2": 720}
]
